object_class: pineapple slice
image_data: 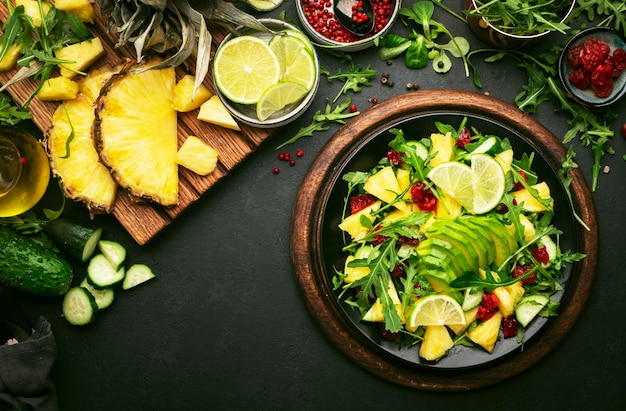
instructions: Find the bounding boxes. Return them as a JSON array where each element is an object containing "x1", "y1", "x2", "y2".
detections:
[
  {"x1": 512, "y1": 181, "x2": 553, "y2": 212},
  {"x1": 492, "y1": 282, "x2": 525, "y2": 318},
  {"x1": 362, "y1": 279, "x2": 402, "y2": 322},
  {"x1": 434, "y1": 193, "x2": 462, "y2": 219},
  {"x1": 95, "y1": 61, "x2": 179, "y2": 206},
  {"x1": 37, "y1": 76, "x2": 79, "y2": 101},
  {"x1": 0, "y1": 42, "x2": 22, "y2": 72},
  {"x1": 175, "y1": 136, "x2": 219, "y2": 176},
  {"x1": 363, "y1": 166, "x2": 406, "y2": 211},
  {"x1": 55, "y1": 37, "x2": 105, "y2": 79},
  {"x1": 466, "y1": 311, "x2": 503, "y2": 353},
  {"x1": 198, "y1": 95, "x2": 240, "y2": 131},
  {"x1": 46, "y1": 95, "x2": 117, "y2": 213},
  {"x1": 429, "y1": 132, "x2": 455, "y2": 167},
  {"x1": 172, "y1": 75, "x2": 213, "y2": 112},
  {"x1": 53, "y1": 0, "x2": 95, "y2": 23},
  {"x1": 343, "y1": 255, "x2": 370, "y2": 283},
  {"x1": 495, "y1": 149, "x2": 513, "y2": 173},
  {"x1": 15, "y1": 0, "x2": 52, "y2": 27},
  {"x1": 507, "y1": 213, "x2": 536, "y2": 243},
  {"x1": 419, "y1": 325, "x2": 454, "y2": 361},
  {"x1": 448, "y1": 306, "x2": 479, "y2": 335},
  {"x1": 76, "y1": 64, "x2": 118, "y2": 103},
  {"x1": 337, "y1": 201, "x2": 381, "y2": 240}
]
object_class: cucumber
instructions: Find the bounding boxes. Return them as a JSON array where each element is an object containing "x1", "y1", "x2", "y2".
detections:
[
  {"x1": 515, "y1": 294, "x2": 550, "y2": 327},
  {"x1": 80, "y1": 278, "x2": 115, "y2": 310},
  {"x1": 123, "y1": 264, "x2": 156, "y2": 290},
  {"x1": 462, "y1": 287, "x2": 484, "y2": 311},
  {"x1": 43, "y1": 218, "x2": 103, "y2": 262},
  {"x1": 62, "y1": 287, "x2": 98, "y2": 326},
  {"x1": 0, "y1": 227, "x2": 73, "y2": 297},
  {"x1": 87, "y1": 254, "x2": 126, "y2": 289},
  {"x1": 470, "y1": 136, "x2": 497, "y2": 154},
  {"x1": 98, "y1": 240, "x2": 126, "y2": 270}
]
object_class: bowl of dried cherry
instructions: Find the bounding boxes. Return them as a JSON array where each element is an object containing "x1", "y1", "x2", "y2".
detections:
[
  {"x1": 559, "y1": 27, "x2": 626, "y2": 108},
  {"x1": 296, "y1": 0, "x2": 400, "y2": 52}
]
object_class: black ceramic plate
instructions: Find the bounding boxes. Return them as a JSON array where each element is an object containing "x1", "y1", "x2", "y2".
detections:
[{"x1": 291, "y1": 90, "x2": 598, "y2": 390}]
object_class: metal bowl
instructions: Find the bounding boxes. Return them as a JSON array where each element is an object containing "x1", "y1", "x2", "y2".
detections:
[
  {"x1": 463, "y1": 0, "x2": 576, "y2": 50},
  {"x1": 558, "y1": 27, "x2": 626, "y2": 108},
  {"x1": 212, "y1": 19, "x2": 320, "y2": 128},
  {"x1": 295, "y1": 0, "x2": 400, "y2": 52}
]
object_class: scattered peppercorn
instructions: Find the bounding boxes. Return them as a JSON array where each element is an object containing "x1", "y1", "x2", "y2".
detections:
[
  {"x1": 349, "y1": 104, "x2": 358, "y2": 112},
  {"x1": 273, "y1": 167, "x2": 280, "y2": 174},
  {"x1": 381, "y1": 77, "x2": 388, "y2": 85},
  {"x1": 437, "y1": 60, "x2": 445, "y2": 68},
  {"x1": 386, "y1": 80, "x2": 394, "y2": 87},
  {"x1": 369, "y1": 97, "x2": 379, "y2": 104},
  {"x1": 386, "y1": 60, "x2": 392, "y2": 65},
  {"x1": 382, "y1": 71, "x2": 389, "y2": 78},
  {"x1": 622, "y1": 123, "x2": 626, "y2": 138},
  {"x1": 296, "y1": 149, "x2": 304, "y2": 157}
]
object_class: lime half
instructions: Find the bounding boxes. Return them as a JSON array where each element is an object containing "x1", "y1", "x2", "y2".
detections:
[
  {"x1": 213, "y1": 35, "x2": 280, "y2": 104},
  {"x1": 406, "y1": 294, "x2": 466, "y2": 328}
]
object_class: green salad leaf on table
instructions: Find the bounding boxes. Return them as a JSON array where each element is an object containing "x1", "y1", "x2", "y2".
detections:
[{"x1": 333, "y1": 119, "x2": 585, "y2": 362}]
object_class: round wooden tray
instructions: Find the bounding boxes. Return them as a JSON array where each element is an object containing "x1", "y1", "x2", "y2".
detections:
[{"x1": 290, "y1": 90, "x2": 598, "y2": 391}]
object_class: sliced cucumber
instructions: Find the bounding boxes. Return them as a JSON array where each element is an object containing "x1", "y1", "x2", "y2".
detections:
[
  {"x1": 123, "y1": 264, "x2": 156, "y2": 290},
  {"x1": 87, "y1": 254, "x2": 126, "y2": 289},
  {"x1": 62, "y1": 287, "x2": 98, "y2": 326},
  {"x1": 43, "y1": 218, "x2": 103, "y2": 262},
  {"x1": 470, "y1": 136, "x2": 497, "y2": 155},
  {"x1": 405, "y1": 141, "x2": 429, "y2": 161},
  {"x1": 462, "y1": 287, "x2": 484, "y2": 311},
  {"x1": 538, "y1": 235, "x2": 558, "y2": 267},
  {"x1": 80, "y1": 278, "x2": 115, "y2": 310},
  {"x1": 98, "y1": 240, "x2": 127, "y2": 271},
  {"x1": 515, "y1": 294, "x2": 550, "y2": 327}
]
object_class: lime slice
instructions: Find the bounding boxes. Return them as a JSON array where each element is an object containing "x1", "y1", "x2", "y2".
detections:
[
  {"x1": 470, "y1": 153, "x2": 505, "y2": 214},
  {"x1": 256, "y1": 81, "x2": 309, "y2": 121},
  {"x1": 213, "y1": 36, "x2": 280, "y2": 104},
  {"x1": 427, "y1": 154, "x2": 504, "y2": 214},
  {"x1": 406, "y1": 294, "x2": 466, "y2": 328},
  {"x1": 282, "y1": 29, "x2": 315, "y2": 52},
  {"x1": 427, "y1": 161, "x2": 474, "y2": 211},
  {"x1": 246, "y1": 0, "x2": 284, "y2": 11},
  {"x1": 281, "y1": 47, "x2": 317, "y2": 91}
]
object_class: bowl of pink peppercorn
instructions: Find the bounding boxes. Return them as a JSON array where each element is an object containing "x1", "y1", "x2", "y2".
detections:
[
  {"x1": 296, "y1": 0, "x2": 400, "y2": 52},
  {"x1": 558, "y1": 27, "x2": 626, "y2": 108}
]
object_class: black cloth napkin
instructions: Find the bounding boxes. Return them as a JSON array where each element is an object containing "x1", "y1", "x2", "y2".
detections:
[{"x1": 0, "y1": 316, "x2": 57, "y2": 411}]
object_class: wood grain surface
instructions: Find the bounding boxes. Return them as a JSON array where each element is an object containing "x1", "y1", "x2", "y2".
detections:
[
  {"x1": 290, "y1": 90, "x2": 598, "y2": 390},
  {"x1": 0, "y1": 3, "x2": 274, "y2": 244}
]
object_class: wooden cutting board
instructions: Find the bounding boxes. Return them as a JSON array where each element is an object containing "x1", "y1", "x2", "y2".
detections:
[{"x1": 0, "y1": 3, "x2": 274, "y2": 245}]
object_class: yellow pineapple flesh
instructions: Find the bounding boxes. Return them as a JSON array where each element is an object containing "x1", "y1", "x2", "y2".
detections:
[
  {"x1": 46, "y1": 95, "x2": 117, "y2": 213},
  {"x1": 419, "y1": 325, "x2": 454, "y2": 361},
  {"x1": 466, "y1": 311, "x2": 503, "y2": 353},
  {"x1": 95, "y1": 61, "x2": 179, "y2": 206}
]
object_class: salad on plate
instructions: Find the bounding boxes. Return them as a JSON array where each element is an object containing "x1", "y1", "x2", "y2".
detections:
[{"x1": 334, "y1": 118, "x2": 585, "y2": 362}]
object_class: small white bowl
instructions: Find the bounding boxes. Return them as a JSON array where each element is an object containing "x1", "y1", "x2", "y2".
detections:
[
  {"x1": 212, "y1": 19, "x2": 320, "y2": 128},
  {"x1": 296, "y1": 0, "x2": 400, "y2": 52}
]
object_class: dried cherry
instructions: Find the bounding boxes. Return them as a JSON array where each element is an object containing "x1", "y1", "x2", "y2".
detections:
[
  {"x1": 567, "y1": 37, "x2": 626, "y2": 98},
  {"x1": 349, "y1": 193, "x2": 376, "y2": 214},
  {"x1": 410, "y1": 182, "x2": 437, "y2": 212}
]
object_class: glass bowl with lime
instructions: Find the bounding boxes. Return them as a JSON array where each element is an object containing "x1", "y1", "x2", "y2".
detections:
[{"x1": 212, "y1": 19, "x2": 320, "y2": 128}]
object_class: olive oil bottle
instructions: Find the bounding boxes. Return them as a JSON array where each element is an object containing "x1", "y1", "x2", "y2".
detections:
[{"x1": 0, "y1": 126, "x2": 50, "y2": 217}]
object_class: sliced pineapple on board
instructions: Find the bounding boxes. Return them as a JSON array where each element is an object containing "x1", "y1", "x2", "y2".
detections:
[{"x1": 94, "y1": 59, "x2": 179, "y2": 206}]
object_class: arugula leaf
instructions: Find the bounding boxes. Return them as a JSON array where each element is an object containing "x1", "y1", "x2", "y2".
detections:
[
  {"x1": 321, "y1": 64, "x2": 378, "y2": 103},
  {"x1": 0, "y1": 92, "x2": 31, "y2": 125}
]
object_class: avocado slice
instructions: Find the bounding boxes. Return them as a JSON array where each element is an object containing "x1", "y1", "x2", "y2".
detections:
[
  {"x1": 458, "y1": 218, "x2": 498, "y2": 268},
  {"x1": 445, "y1": 219, "x2": 491, "y2": 270},
  {"x1": 469, "y1": 217, "x2": 517, "y2": 266}
]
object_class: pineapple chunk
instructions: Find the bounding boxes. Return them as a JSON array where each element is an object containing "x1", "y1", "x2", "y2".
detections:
[
  {"x1": 363, "y1": 279, "x2": 402, "y2": 322},
  {"x1": 495, "y1": 149, "x2": 513, "y2": 173},
  {"x1": 429, "y1": 132, "x2": 455, "y2": 167},
  {"x1": 172, "y1": 75, "x2": 213, "y2": 112},
  {"x1": 76, "y1": 64, "x2": 119, "y2": 103},
  {"x1": 55, "y1": 37, "x2": 105, "y2": 79},
  {"x1": 493, "y1": 282, "x2": 525, "y2": 318},
  {"x1": 15, "y1": 0, "x2": 52, "y2": 27},
  {"x1": 175, "y1": 136, "x2": 219, "y2": 176},
  {"x1": 343, "y1": 255, "x2": 370, "y2": 283},
  {"x1": 37, "y1": 76, "x2": 79, "y2": 100},
  {"x1": 363, "y1": 166, "x2": 406, "y2": 211},
  {"x1": 507, "y1": 213, "x2": 535, "y2": 243},
  {"x1": 337, "y1": 201, "x2": 381, "y2": 240},
  {"x1": 46, "y1": 95, "x2": 118, "y2": 213},
  {"x1": 448, "y1": 306, "x2": 479, "y2": 335},
  {"x1": 512, "y1": 182, "x2": 553, "y2": 212},
  {"x1": 395, "y1": 168, "x2": 413, "y2": 201},
  {"x1": 434, "y1": 193, "x2": 462, "y2": 219},
  {"x1": 419, "y1": 325, "x2": 454, "y2": 361},
  {"x1": 197, "y1": 95, "x2": 240, "y2": 131},
  {"x1": 95, "y1": 62, "x2": 179, "y2": 206},
  {"x1": 0, "y1": 42, "x2": 22, "y2": 72},
  {"x1": 53, "y1": 0, "x2": 96, "y2": 23},
  {"x1": 466, "y1": 311, "x2": 503, "y2": 353}
]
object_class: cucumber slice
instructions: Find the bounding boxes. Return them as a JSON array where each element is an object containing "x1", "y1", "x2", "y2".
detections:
[
  {"x1": 80, "y1": 278, "x2": 115, "y2": 310},
  {"x1": 123, "y1": 264, "x2": 156, "y2": 290},
  {"x1": 462, "y1": 287, "x2": 484, "y2": 311},
  {"x1": 87, "y1": 254, "x2": 126, "y2": 289},
  {"x1": 470, "y1": 136, "x2": 497, "y2": 154},
  {"x1": 98, "y1": 240, "x2": 127, "y2": 270},
  {"x1": 515, "y1": 294, "x2": 549, "y2": 327},
  {"x1": 43, "y1": 218, "x2": 103, "y2": 262},
  {"x1": 62, "y1": 287, "x2": 98, "y2": 326}
]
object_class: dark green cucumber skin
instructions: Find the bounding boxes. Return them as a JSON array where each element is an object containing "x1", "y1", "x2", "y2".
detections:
[
  {"x1": 0, "y1": 227, "x2": 73, "y2": 297},
  {"x1": 43, "y1": 218, "x2": 102, "y2": 262}
]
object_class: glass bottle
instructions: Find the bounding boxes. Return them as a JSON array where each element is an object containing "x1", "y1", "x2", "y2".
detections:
[{"x1": 0, "y1": 125, "x2": 50, "y2": 217}]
